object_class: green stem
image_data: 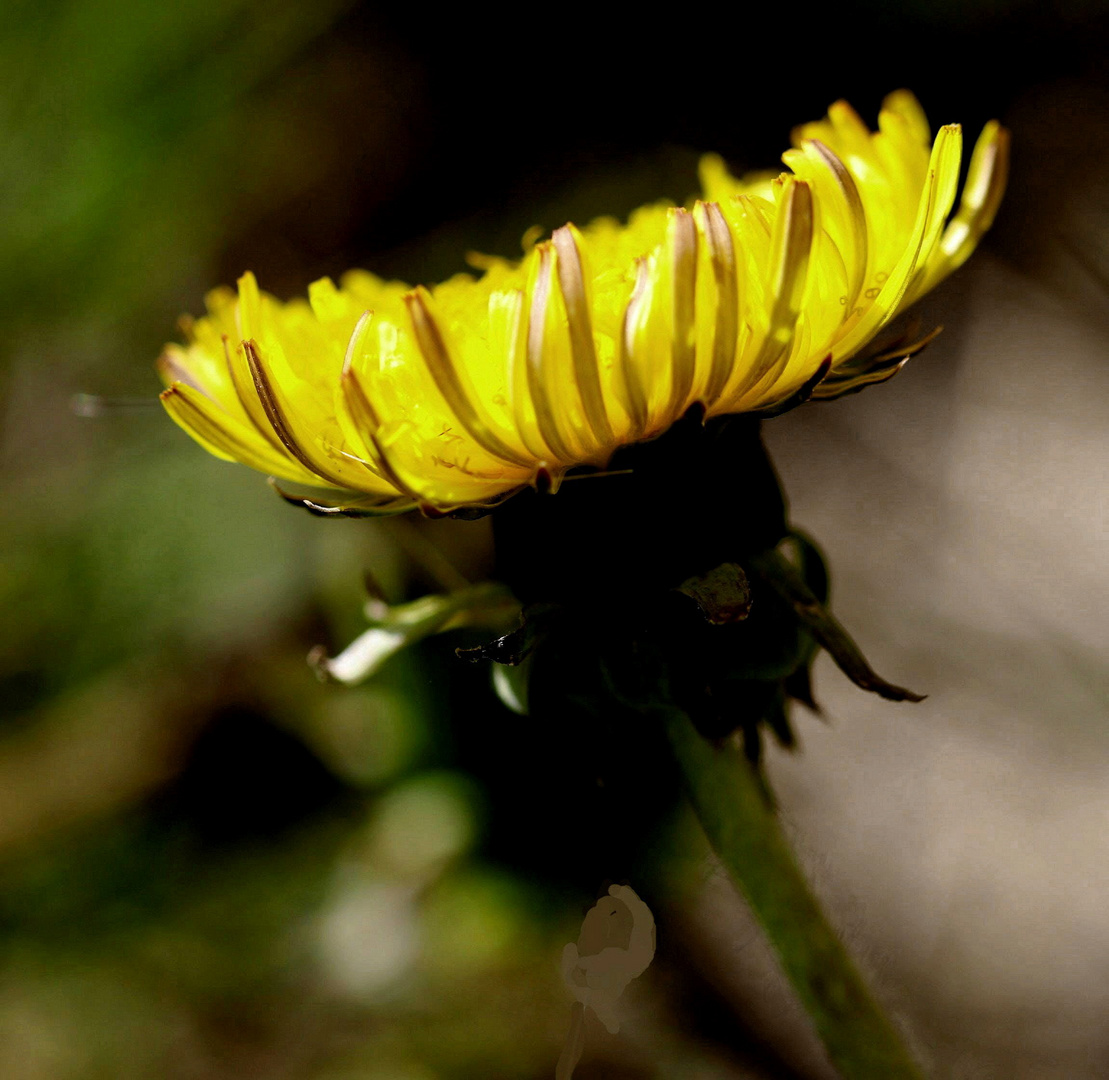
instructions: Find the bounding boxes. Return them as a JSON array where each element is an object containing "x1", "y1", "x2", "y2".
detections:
[{"x1": 664, "y1": 710, "x2": 925, "y2": 1080}]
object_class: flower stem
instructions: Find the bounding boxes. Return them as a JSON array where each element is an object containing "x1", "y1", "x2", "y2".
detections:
[{"x1": 664, "y1": 710, "x2": 925, "y2": 1080}]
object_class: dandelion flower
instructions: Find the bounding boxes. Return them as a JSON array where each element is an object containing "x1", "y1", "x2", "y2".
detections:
[{"x1": 159, "y1": 90, "x2": 1007, "y2": 516}]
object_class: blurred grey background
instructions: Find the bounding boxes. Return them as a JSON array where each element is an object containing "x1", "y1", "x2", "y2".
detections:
[{"x1": 1, "y1": 1, "x2": 1107, "y2": 1077}]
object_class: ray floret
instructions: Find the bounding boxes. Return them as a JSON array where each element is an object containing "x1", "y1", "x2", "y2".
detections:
[{"x1": 159, "y1": 91, "x2": 1008, "y2": 515}]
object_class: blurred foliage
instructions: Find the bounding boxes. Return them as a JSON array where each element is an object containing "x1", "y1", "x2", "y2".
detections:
[
  {"x1": 1, "y1": 0, "x2": 350, "y2": 330},
  {"x1": 0, "y1": 1, "x2": 585, "y2": 1076},
  {"x1": 1, "y1": 0, "x2": 1108, "y2": 1075}
]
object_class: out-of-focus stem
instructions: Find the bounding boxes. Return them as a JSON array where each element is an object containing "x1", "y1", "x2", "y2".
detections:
[{"x1": 664, "y1": 710, "x2": 925, "y2": 1080}]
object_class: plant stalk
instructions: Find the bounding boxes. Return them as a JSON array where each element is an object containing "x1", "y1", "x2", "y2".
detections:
[{"x1": 664, "y1": 710, "x2": 925, "y2": 1080}]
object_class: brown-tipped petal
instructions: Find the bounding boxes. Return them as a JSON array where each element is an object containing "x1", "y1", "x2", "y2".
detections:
[
  {"x1": 333, "y1": 312, "x2": 398, "y2": 487},
  {"x1": 243, "y1": 338, "x2": 349, "y2": 488},
  {"x1": 338, "y1": 364, "x2": 398, "y2": 482},
  {"x1": 226, "y1": 274, "x2": 288, "y2": 449},
  {"x1": 935, "y1": 121, "x2": 1010, "y2": 277},
  {"x1": 500, "y1": 287, "x2": 551, "y2": 464},
  {"x1": 405, "y1": 287, "x2": 533, "y2": 468},
  {"x1": 898, "y1": 123, "x2": 965, "y2": 303},
  {"x1": 552, "y1": 226, "x2": 614, "y2": 453},
  {"x1": 808, "y1": 139, "x2": 869, "y2": 307},
  {"x1": 768, "y1": 180, "x2": 815, "y2": 334},
  {"x1": 832, "y1": 124, "x2": 962, "y2": 362},
  {"x1": 156, "y1": 351, "x2": 206, "y2": 394},
  {"x1": 694, "y1": 202, "x2": 739, "y2": 406},
  {"x1": 339, "y1": 334, "x2": 381, "y2": 435},
  {"x1": 734, "y1": 178, "x2": 814, "y2": 402},
  {"x1": 341, "y1": 310, "x2": 373, "y2": 378},
  {"x1": 222, "y1": 334, "x2": 286, "y2": 454},
  {"x1": 365, "y1": 422, "x2": 523, "y2": 514},
  {"x1": 666, "y1": 208, "x2": 699, "y2": 422},
  {"x1": 161, "y1": 383, "x2": 312, "y2": 480},
  {"x1": 525, "y1": 243, "x2": 576, "y2": 463},
  {"x1": 366, "y1": 429, "x2": 432, "y2": 506},
  {"x1": 618, "y1": 258, "x2": 652, "y2": 437}
]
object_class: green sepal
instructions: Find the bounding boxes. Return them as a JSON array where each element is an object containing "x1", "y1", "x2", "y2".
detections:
[
  {"x1": 749, "y1": 547, "x2": 926, "y2": 703},
  {"x1": 780, "y1": 528, "x2": 829, "y2": 712},
  {"x1": 783, "y1": 662, "x2": 821, "y2": 714}
]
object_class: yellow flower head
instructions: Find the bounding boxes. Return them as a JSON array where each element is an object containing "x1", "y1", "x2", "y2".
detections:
[{"x1": 159, "y1": 91, "x2": 1008, "y2": 516}]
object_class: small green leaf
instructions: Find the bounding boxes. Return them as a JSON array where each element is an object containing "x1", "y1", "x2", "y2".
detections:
[{"x1": 312, "y1": 582, "x2": 517, "y2": 685}]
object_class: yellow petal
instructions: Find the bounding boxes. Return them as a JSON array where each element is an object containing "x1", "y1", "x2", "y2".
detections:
[
  {"x1": 728, "y1": 177, "x2": 814, "y2": 411},
  {"x1": 782, "y1": 139, "x2": 868, "y2": 307},
  {"x1": 405, "y1": 286, "x2": 534, "y2": 468},
  {"x1": 830, "y1": 123, "x2": 962, "y2": 363},
  {"x1": 157, "y1": 95, "x2": 1005, "y2": 516},
  {"x1": 913, "y1": 120, "x2": 1010, "y2": 297},
  {"x1": 692, "y1": 200, "x2": 739, "y2": 404},
  {"x1": 161, "y1": 382, "x2": 318, "y2": 483},
  {"x1": 664, "y1": 208, "x2": 699, "y2": 424},
  {"x1": 523, "y1": 242, "x2": 579, "y2": 463},
  {"x1": 881, "y1": 89, "x2": 931, "y2": 146},
  {"x1": 552, "y1": 224, "x2": 616, "y2": 453}
]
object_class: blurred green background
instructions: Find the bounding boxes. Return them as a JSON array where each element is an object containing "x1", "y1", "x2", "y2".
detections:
[{"x1": 2, "y1": 1, "x2": 1109, "y2": 1077}]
